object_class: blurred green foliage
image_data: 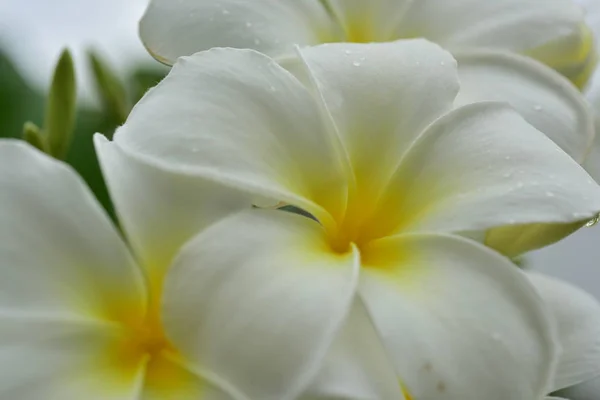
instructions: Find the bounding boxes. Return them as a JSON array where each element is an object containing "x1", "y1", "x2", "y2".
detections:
[{"x1": 0, "y1": 50, "x2": 167, "y2": 219}]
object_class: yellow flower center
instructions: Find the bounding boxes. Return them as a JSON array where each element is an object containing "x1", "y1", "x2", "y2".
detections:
[{"x1": 95, "y1": 280, "x2": 195, "y2": 395}]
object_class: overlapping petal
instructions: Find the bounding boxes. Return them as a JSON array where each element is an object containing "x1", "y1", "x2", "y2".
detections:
[
  {"x1": 295, "y1": 40, "x2": 459, "y2": 205},
  {"x1": 140, "y1": 0, "x2": 339, "y2": 65},
  {"x1": 395, "y1": 0, "x2": 589, "y2": 73},
  {"x1": 359, "y1": 233, "x2": 557, "y2": 400},
  {"x1": 0, "y1": 140, "x2": 145, "y2": 320},
  {"x1": 527, "y1": 272, "x2": 600, "y2": 391},
  {"x1": 95, "y1": 136, "x2": 250, "y2": 289},
  {"x1": 300, "y1": 297, "x2": 405, "y2": 400},
  {"x1": 324, "y1": 0, "x2": 411, "y2": 42},
  {"x1": 162, "y1": 209, "x2": 360, "y2": 400},
  {"x1": 364, "y1": 103, "x2": 600, "y2": 241},
  {"x1": 114, "y1": 48, "x2": 347, "y2": 227},
  {"x1": 454, "y1": 50, "x2": 594, "y2": 162},
  {"x1": 0, "y1": 140, "x2": 146, "y2": 398}
]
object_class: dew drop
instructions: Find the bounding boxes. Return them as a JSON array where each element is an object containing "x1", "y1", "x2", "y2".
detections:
[
  {"x1": 245, "y1": 22, "x2": 252, "y2": 28},
  {"x1": 344, "y1": 50, "x2": 352, "y2": 55},
  {"x1": 533, "y1": 105, "x2": 543, "y2": 111},
  {"x1": 586, "y1": 213, "x2": 600, "y2": 227},
  {"x1": 440, "y1": 61, "x2": 446, "y2": 66},
  {"x1": 352, "y1": 61, "x2": 361, "y2": 67},
  {"x1": 516, "y1": 181, "x2": 524, "y2": 188}
]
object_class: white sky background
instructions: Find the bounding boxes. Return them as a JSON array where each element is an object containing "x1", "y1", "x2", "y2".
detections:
[{"x1": 0, "y1": 0, "x2": 599, "y2": 297}]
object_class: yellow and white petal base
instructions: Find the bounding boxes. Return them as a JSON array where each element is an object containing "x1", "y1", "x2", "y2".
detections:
[
  {"x1": 95, "y1": 135, "x2": 250, "y2": 291},
  {"x1": 162, "y1": 209, "x2": 360, "y2": 400},
  {"x1": 359, "y1": 233, "x2": 557, "y2": 400}
]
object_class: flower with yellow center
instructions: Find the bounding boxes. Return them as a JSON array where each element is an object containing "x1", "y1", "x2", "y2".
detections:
[
  {"x1": 3, "y1": 138, "x2": 399, "y2": 400},
  {"x1": 138, "y1": 0, "x2": 600, "y2": 259},
  {"x1": 112, "y1": 40, "x2": 600, "y2": 399}
]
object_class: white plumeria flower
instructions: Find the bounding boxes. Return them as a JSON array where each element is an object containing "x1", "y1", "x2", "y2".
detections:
[
  {"x1": 110, "y1": 40, "x2": 600, "y2": 399},
  {"x1": 138, "y1": 0, "x2": 599, "y2": 258},
  {"x1": 1, "y1": 138, "x2": 386, "y2": 400},
  {"x1": 140, "y1": 0, "x2": 596, "y2": 89}
]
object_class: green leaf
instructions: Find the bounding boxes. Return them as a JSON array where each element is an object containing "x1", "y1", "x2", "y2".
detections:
[
  {"x1": 22, "y1": 121, "x2": 48, "y2": 152},
  {"x1": 44, "y1": 49, "x2": 77, "y2": 159},
  {"x1": 88, "y1": 50, "x2": 129, "y2": 126}
]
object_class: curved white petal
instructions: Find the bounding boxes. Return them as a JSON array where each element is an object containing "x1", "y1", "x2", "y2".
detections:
[
  {"x1": 301, "y1": 297, "x2": 404, "y2": 400},
  {"x1": 139, "y1": 0, "x2": 338, "y2": 65},
  {"x1": 528, "y1": 272, "x2": 600, "y2": 391},
  {"x1": 583, "y1": 123, "x2": 600, "y2": 183},
  {"x1": 95, "y1": 135, "x2": 250, "y2": 289},
  {"x1": 296, "y1": 40, "x2": 459, "y2": 205},
  {"x1": 114, "y1": 48, "x2": 347, "y2": 228},
  {"x1": 0, "y1": 140, "x2": 146, "y2": 319},
  {"x1": 359, "y1": 233, "x2": 557, "y2": 400},
  {"x1": 324, "y1": 0, "x2": 412, "y2": 42},
  {"x1": 366, "y1": 103, "x2": 600, "y2": 241},
  {"x1": 396, "y1": 0, "x2": 588, "y2": 69},
  {"x1": 0, "y1": 318, "x2": 142, "y2": 400},
  {"x1": 0, "y1": 140, "x2": 147, "y2": 398},
  {"x1": 162, "y1": 209, "x2": 359, "y2": 400},
  {"x1": 554, "y1": 375, "x2": 600, "y2": 400},
  {"x1": 454, "y1": 50, "x2": 594, "y2": 163}
]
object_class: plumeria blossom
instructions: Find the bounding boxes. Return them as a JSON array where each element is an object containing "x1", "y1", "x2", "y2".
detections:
[
  {"x1": 139, "y1": 0, "x2": 596, "y2": 89},
  {"x1": 110, "y1": 39, "x2": 600, "y2": 399},
  {"x1": 0, "y1": 138, "x2": 393, "y2": 400},
  {"x1": 138, "y1": 0, "x2": 600, "y2": 257}
]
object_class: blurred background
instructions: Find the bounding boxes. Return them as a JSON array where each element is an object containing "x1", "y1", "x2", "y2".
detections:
[{"x1": 1, "y1": 0, "x2": 599, "y2": 297}]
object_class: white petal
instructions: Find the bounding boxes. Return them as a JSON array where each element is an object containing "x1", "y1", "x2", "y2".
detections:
[
  {"x1": 324, "y1": 0, "x2": 411, "y2": 42},
  {"x1": 95, "y1": 135, "x2": 250, "y2": 289},
  {"x1": 554, "y1": 375, "x2": 600, "y2": 400},
  {"x1": 359, "y1": 233, "x2": 557, "y2": 399},
  {"x1": 301, "y1": 297, "x2": 404, "y2": 400},
  {"x1": 139, "y1": 0, "x2": 338, "y2": 65},
  {"x1": 396, "y1": 0, "x2": 588, "y2": 64},
  {"x1": 0, "y1": 140, "x2": 147, "y2": 398},
  {"x1": 0, "y1": 318, "x2": 141, "y2": 399},
  {"x1": 114, "y1": 48, "x2": 347, "y2": 228},
  {"x1": 527, "y1": 272, "x2": 600, "y2": 391},
  {"x1": 454, "y1": 50, "x2": 594, "y2": 163},
  {"x1": 162, "y1": 209, "x2": 359, "y2": 400},
  {"x1": 366, "y1": 103, "x2": 600, "y2": 240},
  {"x1": 0, "y1": 140, "x2": 145, "y2": 319},
  {"x1": 296, "y1": 40, "x2": 459, "y2": 204}
]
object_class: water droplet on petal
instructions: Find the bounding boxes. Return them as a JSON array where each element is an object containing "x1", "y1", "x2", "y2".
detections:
[
  {"x1": 586, "y1": 213, "x2": 600, "y2": 227},
  {"x1": 352, "y1": 61, "x2": 361, "y2": 67},
  {"x1": 344, "y1": 50, "x2": 352, "y2": 55},
  {"x1": 533, "y1": 105, "x2": 543, "y2": 111}
]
